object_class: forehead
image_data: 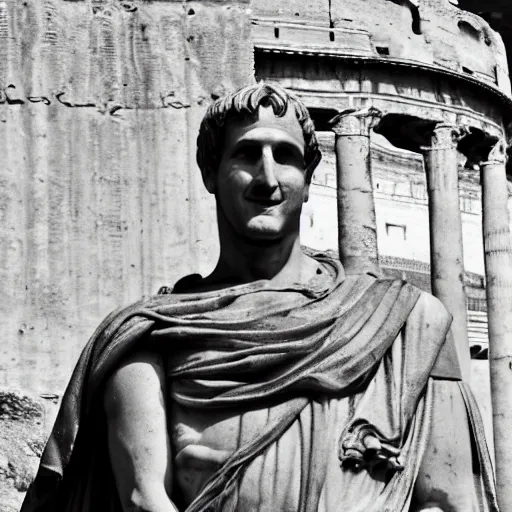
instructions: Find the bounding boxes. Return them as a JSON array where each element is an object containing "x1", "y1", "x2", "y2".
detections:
[{"x1": 223, "y1": 105, "x2": 305, "y2": 150}]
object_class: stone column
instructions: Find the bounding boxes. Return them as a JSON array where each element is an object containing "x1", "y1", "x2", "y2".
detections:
[
  {"x1": 331, "y1": 107, "x2": 382, "y2": 275},
  {"x1": 480, "y1": 138, "x2": 512, "y2": 511},
  {"x1": 421, "y1": 123, "x2": 471, "y2": 379}
]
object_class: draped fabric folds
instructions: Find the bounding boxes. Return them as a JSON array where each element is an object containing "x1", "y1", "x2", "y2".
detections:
[{"x1": 20, "y1": 256, "x2": 498, "y2": 511}]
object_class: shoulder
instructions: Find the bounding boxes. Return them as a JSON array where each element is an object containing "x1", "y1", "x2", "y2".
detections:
[
  {"x1": 410, "y1": 288, "x2": 452, "y2": 324},
  {"x1": 365, "y1": 273, "x2": 450, "y2": 323},
  {"x1": 343, "y1": 272, "x2": 462, "y2": 379}
]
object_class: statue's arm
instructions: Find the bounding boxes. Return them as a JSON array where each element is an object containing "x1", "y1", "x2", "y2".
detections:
[
  {"x1": 411, "y1": 379, "x2": 480, "y2": 512},
  {"x1": 103, "y1": 351, "x2": 178, "y2": 512}
]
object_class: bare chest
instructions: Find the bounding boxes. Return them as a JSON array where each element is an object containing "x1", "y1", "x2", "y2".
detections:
[
  {"x1": 168, "y1": 385, "x2": 363, "y2": 511},
  {"x1": 169, "y1": 391, "x2": 282, "y2": 503}
]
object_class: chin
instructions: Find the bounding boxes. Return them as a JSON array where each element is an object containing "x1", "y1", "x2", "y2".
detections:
[
  {"x1": 241, "y1": 229, "x2": 283, "y2": 244},
  {"x1": 233, "y1": 216, "x2": 299, "y2": 245},
  {"x1": 242, "y1": 236, "x2": 285, "y2": 248}
]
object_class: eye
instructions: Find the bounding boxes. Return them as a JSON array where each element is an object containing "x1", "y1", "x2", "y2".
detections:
[
  {"x1": 273, "y1": 144, "x2": 304, "y2": 167},
  {"x1": 232, "y1": 144, "x2": 260, "y2": 162}
]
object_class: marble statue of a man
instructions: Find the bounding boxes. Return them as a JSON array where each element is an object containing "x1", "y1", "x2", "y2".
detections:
[{"x1": 21, "y1": 83, "x2": 498, "y2": 512}]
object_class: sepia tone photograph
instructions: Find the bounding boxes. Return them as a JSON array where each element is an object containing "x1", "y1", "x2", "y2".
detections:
[{"x1": 1, "y1": 0, "x2": 511, "y2": 511}]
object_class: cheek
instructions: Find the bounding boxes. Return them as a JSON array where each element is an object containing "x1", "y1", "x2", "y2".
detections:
[
  {"x1": 280, "y1": 172, "x2": 308, "y2": 202},
  {"x1": 217, "y1": 173, "x2": 251, "y2": 216},
  {"x1": 221, "y1": 168, "x2": 252, "y2": 193},
  {"x1": 284, "y1": 189, "x2": 307, "y2": 213}
]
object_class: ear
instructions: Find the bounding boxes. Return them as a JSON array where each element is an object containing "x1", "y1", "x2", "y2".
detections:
[{"x1": 202, "y1": 168, "x2": 216, "y2": 195}]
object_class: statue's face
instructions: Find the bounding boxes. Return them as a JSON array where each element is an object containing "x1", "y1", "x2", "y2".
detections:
[{"x1": 212, "y1": 105, "x2": 308, "y2": 243}]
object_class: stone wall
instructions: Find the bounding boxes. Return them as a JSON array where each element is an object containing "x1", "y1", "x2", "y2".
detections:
[
  {"x1": 0, "y1": 0, "x2": 254, "y2": 397},
  {"x1": 0, "y1": 1, "x2": 254, "y2": 508}
]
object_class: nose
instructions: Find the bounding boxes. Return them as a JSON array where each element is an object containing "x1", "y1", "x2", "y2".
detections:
[{"x1": 255, "y1": 145, "x2": 279, "y2": 191}]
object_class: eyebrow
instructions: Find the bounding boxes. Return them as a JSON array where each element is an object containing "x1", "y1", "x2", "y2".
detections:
[{"x1": 231, "y1": 133, "x2": 304, "y2": 154}]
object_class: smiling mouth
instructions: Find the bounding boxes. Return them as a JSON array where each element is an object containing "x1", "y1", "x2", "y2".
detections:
[{"x1": 245, "y1": 197, "x2": 283, "y2": 207}]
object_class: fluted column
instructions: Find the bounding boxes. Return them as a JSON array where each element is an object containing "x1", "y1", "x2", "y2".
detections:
[
  {"x1": 421, "y1": 123, "x2": 471, "y2": 379},
  {"x1": 330, "y1": 107, "x2": 382, "y2": 275},
  {"x1": 480, "y1": 138, "x2": 512, "y2": 511}
]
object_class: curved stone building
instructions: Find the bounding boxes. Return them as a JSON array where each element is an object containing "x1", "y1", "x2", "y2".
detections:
[{"x1": 253, "y1": 0, "x2": 511, "y2": 365}]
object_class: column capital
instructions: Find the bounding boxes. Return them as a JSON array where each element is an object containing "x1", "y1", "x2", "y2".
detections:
[
  {"x1": 330, "y1": 106, "x2": 382, "y2": 137},
  {"x1": 420, "y1": 123, "x2": 469, "y2": 153},
  {"x1": 458, "y1": 129, "x2": 508, "y2": 168},
  {"x1": 373, "y1": 114, "x2": 468, "y2": 154},
  {"x1": 482, "y1": 138, "x2": 508, "y2": 167}
]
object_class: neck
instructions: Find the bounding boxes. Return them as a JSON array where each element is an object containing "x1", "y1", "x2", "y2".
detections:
[{"x1": 208, "y1": 216, "x2": 312, "y2": 287}]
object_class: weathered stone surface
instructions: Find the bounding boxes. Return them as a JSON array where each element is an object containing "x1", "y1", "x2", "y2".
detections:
[
  {"x1": 253, "y1": 0, "x2": 510, "y2": 97},
  {"x1": 0, "y1": 0, "x2": 254, "y2": 396},
  {"x1": 0, "y1": 392, "x2": 46, "y2": 512},
  {"x1": 0, "y1": 391, "x2": 43, "y2": 422}
]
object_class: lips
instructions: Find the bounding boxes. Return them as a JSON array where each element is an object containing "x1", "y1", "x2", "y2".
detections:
[
  {"x1": 245, "y1": 197, "x2": 283, "y2": 207},
  {"x1": 244, "y1": 191, "x2": 284, "y2": 207}
]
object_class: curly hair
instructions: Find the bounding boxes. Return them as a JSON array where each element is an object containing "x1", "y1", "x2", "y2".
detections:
[{"x1": 196, "y1": 82, "x2": 322, "y2": 185}]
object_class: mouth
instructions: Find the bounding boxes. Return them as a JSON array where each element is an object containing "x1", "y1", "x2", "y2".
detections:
[{"x1": 244, "y1": 196, "x2": 283, "y2": 208}]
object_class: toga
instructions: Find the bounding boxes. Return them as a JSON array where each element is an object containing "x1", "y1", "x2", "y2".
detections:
[{"x1": 21, "y1": 255, "x2": 498, "y2": 511}]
